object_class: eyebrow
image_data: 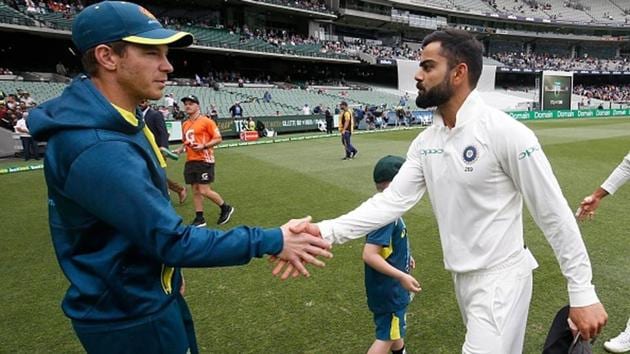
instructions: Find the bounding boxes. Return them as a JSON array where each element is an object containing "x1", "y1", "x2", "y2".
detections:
[{"x1": 419, "y1": 59, "x2": 435, "y2": 67}]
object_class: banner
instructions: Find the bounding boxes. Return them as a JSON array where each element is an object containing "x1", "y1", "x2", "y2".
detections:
[
  {"x1": 167, "y1": 115, "x2": 324, "y2": 141},
  {"x1": 507, "y1": 109, "x2": 629, "y2": 120}
]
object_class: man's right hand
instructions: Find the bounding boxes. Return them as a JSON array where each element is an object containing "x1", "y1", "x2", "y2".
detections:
[
  {"x1": 575, "y1": 188, "x2": 608, "y2": 221},
  {"x1": 275, "y1": 217, "x2": 331, "y2": 279}
]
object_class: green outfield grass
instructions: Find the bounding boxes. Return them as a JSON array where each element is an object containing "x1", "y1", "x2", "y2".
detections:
[{"x1": 1, "y1": 117, "x2": 629, "y2": 353}]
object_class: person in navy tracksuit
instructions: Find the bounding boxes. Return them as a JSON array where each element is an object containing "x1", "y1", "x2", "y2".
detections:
[{"x1": 28, "y1": 2, "x2": 331, "y2": 353}]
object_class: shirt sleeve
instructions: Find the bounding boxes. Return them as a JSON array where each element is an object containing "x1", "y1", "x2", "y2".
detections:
[
  {"x1": 318, "y1": 135, "x2": 427, "y2": 244},
  {"x1": 208, "y1": 118, "x2": 222, "y2": 140},
  {"x1": 601, "y1": 151, "x2": 630, "y2": 195},
  {"x1": 366, "y1": 223, "x2": 395, "y2": 247},
  {"x1": 495, "y1": 122, "x2": 599, "y2": 307},
  {"x1": 63, "y1": 141, "x2": 283, "y2": 267}
]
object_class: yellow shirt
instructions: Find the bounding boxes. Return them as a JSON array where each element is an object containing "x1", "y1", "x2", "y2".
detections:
[
  {"x1": 339, "y1": 109, "x2": 354, "y2": 133},
  {"x1": 112, "y1": 104, "x2": 166, "y2": 168}
]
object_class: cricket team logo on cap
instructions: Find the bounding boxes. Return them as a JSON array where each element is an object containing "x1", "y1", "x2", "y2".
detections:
[
  {"x1": 138, "y1": 6, "x2": 156, "y2": 20},
  {"x1": 462, "y1": 145, "x2": 479, "y2": 165}
]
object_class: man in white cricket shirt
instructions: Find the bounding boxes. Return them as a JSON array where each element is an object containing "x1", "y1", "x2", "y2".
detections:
[
  {"x1": 577, "y1": 151, "x2": 630, "y2": 353},
  {"x1": 277, "y1": 29, "x2": 608, "y2": 353}
]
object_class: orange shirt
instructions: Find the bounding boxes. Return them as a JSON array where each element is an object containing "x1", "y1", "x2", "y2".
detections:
[{"x1": 182, "y1": 115, "x2": 221, "y2": 163}]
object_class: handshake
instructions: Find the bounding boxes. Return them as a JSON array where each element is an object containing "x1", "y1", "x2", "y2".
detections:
[{"x1": 273, "y1": 216, "x2": 332, "y2": 280}]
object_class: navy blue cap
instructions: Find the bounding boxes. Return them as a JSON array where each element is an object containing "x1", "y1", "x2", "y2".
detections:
[{"x1": 72, "y1": 1, "x2": 193, "y2": 53}]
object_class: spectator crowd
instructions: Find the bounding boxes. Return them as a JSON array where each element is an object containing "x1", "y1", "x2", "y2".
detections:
[
  {"x1": 6, "y1": 0, "x2": 83, "y2": 16},
  {"x1": 574, "y1": 84, "x2": 630, "y2": 103},
  {"x1": 492, "y1": 52, "x2": 630, "y2": 72},
  {"x1": 0, "y1": 89, "x2": 37, "y2": 132}
]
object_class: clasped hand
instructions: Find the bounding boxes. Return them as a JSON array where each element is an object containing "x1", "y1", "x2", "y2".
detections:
[{"x1": 273, "y1": 216, "x2": 331, "y2": 280}]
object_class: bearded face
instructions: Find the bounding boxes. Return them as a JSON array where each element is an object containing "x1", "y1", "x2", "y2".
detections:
[{"x1": 415, "y1": 70, "x2": 454, "y2": 109}]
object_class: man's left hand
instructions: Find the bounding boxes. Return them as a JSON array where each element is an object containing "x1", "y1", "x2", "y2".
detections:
[
  {"x1": 569, "y1": 303, "x2": 608, "y2": 340},
  {"x1": 191, "y1": 143, "x2": 205, "y2": 151}
]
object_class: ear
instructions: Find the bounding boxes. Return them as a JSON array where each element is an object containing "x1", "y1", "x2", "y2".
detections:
[
  {"x1": 93, "y1": 44, "x2": 118, "y2": 72},
  {"x1": 451, "y1": 63, "x2": 469, "y2": 87}
]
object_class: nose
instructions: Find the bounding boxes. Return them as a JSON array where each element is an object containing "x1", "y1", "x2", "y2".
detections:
[
  {"x1": 414, "y1": 68, "x2": 424, "y2": 83},
  {"x1": 160, "y1": 55, "x2": 174, "y2": 74}
]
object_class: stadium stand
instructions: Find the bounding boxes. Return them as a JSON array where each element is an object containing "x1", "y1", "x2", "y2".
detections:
[
  {"x1": 0, "y1": 79, "x2": 406, "y2": 119},
  {"x1": 491, "y1": 52, "x2": 630, "y2": 71},
  {"x1": 23, "y1": 8, "x2": 73, "y2": 30},
  {"x1": 248, "y1": 0, "x2": 334, "y2": 14},
  {"x1": 0, "y1": 1, "x2": 35, "y2": 26},
  {"x1": 0, "y1": 81, "x2": 66, "y2": 103}
]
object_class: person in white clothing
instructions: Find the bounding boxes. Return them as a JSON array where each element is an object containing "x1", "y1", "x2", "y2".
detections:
[
  {"x1": 302, "y1": 104, "x2": 311, "y2": 115},
  {"x1": 164, "y1": 93, "x2": 175, "y2": 116},
  {"x1": 274, "y1": 29, "x2": 607, "y2": 353},
  {"x1": 15, "y1": 113, "x2": 39, "y2": 161},
  {"x1": 577, "y1": 152, "x2": 630, "y2": 353}
]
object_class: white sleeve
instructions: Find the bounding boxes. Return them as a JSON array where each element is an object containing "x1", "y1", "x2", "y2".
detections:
[
  {"x1": 601, "y1": 152, "x2": 630, "y2": 195},
  {"x1": 318, "y1": 136, "x2": 427, "y2": 244},
  {"x1": 496, "y1": 124, "x2": 599, "y2": 307}
]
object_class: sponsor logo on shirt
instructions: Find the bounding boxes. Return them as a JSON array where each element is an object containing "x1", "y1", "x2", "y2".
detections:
[
  {"x1": 419, "y1": 148, "x2": 444, "y2": 156},
  {"x1": 518, "y1": 146, "x2": 540, "y2": 160}
]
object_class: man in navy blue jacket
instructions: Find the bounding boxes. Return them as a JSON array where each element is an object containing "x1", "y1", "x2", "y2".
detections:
[{"x1": 28, "y1": 2, "x2": 332, "y2": 354}]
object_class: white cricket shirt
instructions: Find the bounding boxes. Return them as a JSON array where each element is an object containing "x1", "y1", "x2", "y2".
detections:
[
  {"x1": 601, "y1": 152, "x2": 630, "y2": 195},
  {"x1": 319, "y1": 90, "x2": 599, "y2": 307}
]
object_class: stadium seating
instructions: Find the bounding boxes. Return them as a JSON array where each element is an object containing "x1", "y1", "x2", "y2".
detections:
[
  {"x1": 0, "y1": 81, "x2": 66, "y2": 103},
  {"x1": 173, "y1": 25, "x2": 352, "y2": 59},
  {"x1": 26, "y1": 10, "x2": 72, "y2": 30},
  {"x1": 0, "y1": 2, "x2": 35, "y2": 26},
  {"x1": 157, "y1": 86, "x2": 404, "y2": 117},
  {"x1": 0, "y1": 79, "x2": 406, "y2": 118},
  {"x1": 453, "y1": 0, "x2": 494, "y2": 13}
]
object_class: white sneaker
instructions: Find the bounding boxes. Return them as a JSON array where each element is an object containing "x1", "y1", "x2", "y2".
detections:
[{"x1": 604, "y1": 324, "x2": 630, "y2": 353}]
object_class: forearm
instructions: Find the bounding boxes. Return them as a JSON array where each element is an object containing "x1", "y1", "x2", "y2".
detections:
[
  {"x1": 363, "y1": 252, "x2": 406, "y2": 280},
  {"x1": 590, "y1": 187, "x2": 609, "y2": 200},
  {"x1": 204, "y1": 136, "x2": 222, "y2": 149},
  {"x1": 601, "y1": 153, "x2": 630, "y2": 195},
  {"x1": 157, "y1": 226, "x2": 283, "y2": 267},
  {"x1": 545, "y1": 216, "x2": 599, "y2": 306},
  {"x1": 319, "y1": 140, "x2": 426, "y2": 244},
  {"x1": 500, "y1": 127, "x2": 598, "y2": 306}
]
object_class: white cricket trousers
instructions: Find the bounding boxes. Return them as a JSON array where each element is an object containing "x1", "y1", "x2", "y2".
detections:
[{"x1": 452, "y1": 249, "x2": 539, "y2": 354}]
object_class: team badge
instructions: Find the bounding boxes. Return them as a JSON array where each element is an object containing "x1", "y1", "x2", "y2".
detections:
[
  {"x1": 462, "y1": 145, "x2": 479, "y2": 165},
  {"x1": 139, "y1": 6, "x2": 157, "y2": 20}
]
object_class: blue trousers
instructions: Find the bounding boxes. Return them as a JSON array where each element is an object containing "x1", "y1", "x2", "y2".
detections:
[
  {"x1": 73, "y1": 294, "x2": 198, "y2": 354},
  {"x1": 20, "y1": 136, "x2": 38, "y2": 160},
  {"x1": 342, "y1": 131, "x2": 357, "y2": 158}
]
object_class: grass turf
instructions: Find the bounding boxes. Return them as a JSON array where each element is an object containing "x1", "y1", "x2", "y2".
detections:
[{"x1": 0, "y1": 117, "x2": 629, "y2": 353}]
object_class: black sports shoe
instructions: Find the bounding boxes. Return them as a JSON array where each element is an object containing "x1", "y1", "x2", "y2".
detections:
[
  {"x1": 351, "y1": 150, "x2": 359, "y2": 158},
  {"x1": 191, "y1": 217, "x2": 207, "y2": 228},
  {"x1": 217, "y1": 205, "x2": 234, "y2": 225}
]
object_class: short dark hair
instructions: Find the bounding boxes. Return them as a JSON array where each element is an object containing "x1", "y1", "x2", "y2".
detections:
[
  {"x1": 422, "y1": 29, "x2": 483, "y2": 89},
  {"x1": 80, "y1": 41, "x2": 129, "y2": 76}
]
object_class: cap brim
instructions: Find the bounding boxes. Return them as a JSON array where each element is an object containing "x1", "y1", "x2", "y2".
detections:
[{"x1": 123, "y1": 28, "x2": 193, "y2": 48}]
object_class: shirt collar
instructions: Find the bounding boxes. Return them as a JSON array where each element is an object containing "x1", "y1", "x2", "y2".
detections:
[
  {"x1": 433, "y1": 89, "x2": 484, "y2": 129},
  {"x1": 111, "y1": 103, "x2": 139, "y2": 127}
]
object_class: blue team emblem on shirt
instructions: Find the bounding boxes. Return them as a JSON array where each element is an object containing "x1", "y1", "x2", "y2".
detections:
[{"x1": 462, "y1": 145, "x2": 479, "y2": 164}]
